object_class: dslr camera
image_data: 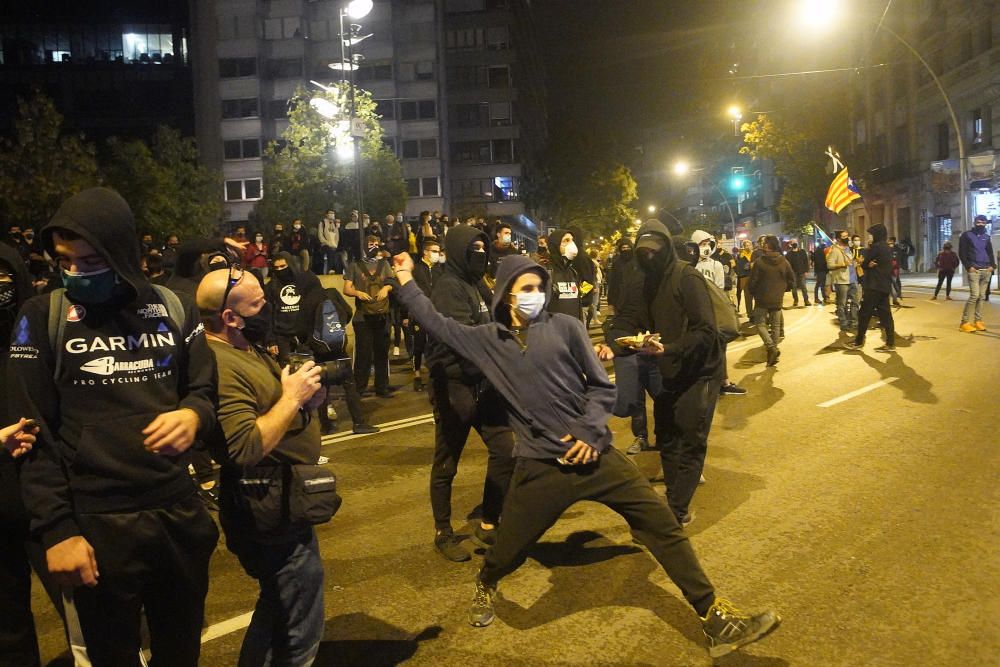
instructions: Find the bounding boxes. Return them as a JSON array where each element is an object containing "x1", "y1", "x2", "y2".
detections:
[{"x1": 287, "y1": 350, "x2": 353, "y2": 386}]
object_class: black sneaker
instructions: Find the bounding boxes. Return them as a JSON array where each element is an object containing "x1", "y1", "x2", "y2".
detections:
[
  {"x1": 375, "y1": 389, "x2": 396, "y2": 398},
  {"x1": 413, "y1": 377, "x2": 424, "y2": 392},
  {"x1": 842, "y1": 340, "x2": 863, "y2": 351},
  {"x1": 434, "y1": 531, "x2": 470, "y2": 562},
  {"x1": 874, "y1": 344, "x2": 896, "y2": 353},
  {"x1": 468, "y1": 579, "x2": 497, "y2": 627},
  {"x1": 720, "y1": 383, "x2": 747, "y2": 395},
  {"x1": 471, "y1": 524, "x2": 497, "y2": 549},
  {"x1": 352, "y1": 423, "x2": 380, "y2": 435},
  {"x1": 765, "y1": 347, "x2": 780, "y2": 366},
  {"x1": 626, "y1": 436, "x2": 651, "y2": 455},
  {"x1": 702, "y1": 597, "x2": 781, "y2": 658}
]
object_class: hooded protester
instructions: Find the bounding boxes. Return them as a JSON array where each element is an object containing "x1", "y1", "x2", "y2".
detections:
[
  {"x1": 546, "y1": 229, "x2": 584, "y2": 321},
  {"x1": 8, "y1": 187, "x2": 219, "y2": 665},
  {"x1": 267, "y1": 252, "x2": 324, "y2": 362},
  {"x1": 633, "y1": 220, "x2": 723, "y2": 527},
  {"x1": 605, "y1": 237, "x2": 635, "y2": 313},
  {"x1": 784, "y1": 240, "x2": 811, "y2": 307},
  {"x1": 392, "y1": 250, "x2": 781, "y2": 658},
  {"x1": 748, "y1": 236, "x2": 795, "y2": 366},
  {"x1": 422, "y1": 224, "x2": 515, "y2": 562},
  {"x1": 844, "y1": 224, "x2": 896, "y2": 352},
  {"x1": 958, "y1": 214, "x2": 996, "y2": 332},
  {"x1": 691, "y1": 230, "x2": 725, "y2": 289}
]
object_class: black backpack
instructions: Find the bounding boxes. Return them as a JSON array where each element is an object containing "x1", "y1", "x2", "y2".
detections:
[{"x1": 308, "y1": 298, "x2": 346, "y2": 358}]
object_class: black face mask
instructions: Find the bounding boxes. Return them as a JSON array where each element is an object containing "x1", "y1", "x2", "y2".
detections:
[
  {"x1": 274, "y1": 267, "x2": 293, "y2": 282},
  {"x1": 0, "y1": 283, "x2": 16, "y2": 309},
  {"x1": 974, "y1": 224, "x2": 987, "y2": 234},
  {"x1": 467, "y1": 250, "x2": 488, "y2": 280},
  {"x1": 619, "y1": 248, "x2": 633, "y2": 261},
  {"x1": 237, "y1": 303, "x2": 271, "y2": 344},
  {"x1": 636, "y1": 249, "x2": 667, "y2": 275}
]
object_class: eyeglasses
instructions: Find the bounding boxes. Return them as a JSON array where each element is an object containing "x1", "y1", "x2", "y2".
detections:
[{"x1": 220, "y1": 264, "x2": 245, "y2": 314}]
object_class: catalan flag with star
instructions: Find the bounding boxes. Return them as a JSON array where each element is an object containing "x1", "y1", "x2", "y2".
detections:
[{"x1": 825, "y1": 167, "x2": 862, "y2": 214}]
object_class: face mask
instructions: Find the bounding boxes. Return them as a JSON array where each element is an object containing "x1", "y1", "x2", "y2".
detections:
[
  {"x1": 852, "y1": 240, "x2": 861, "y2": 248},
  {"x1": 236, "y1": 303, "x2": 271, "y2": 344},
  {"x1": 274, "y1": 228, "x2": 283, "y2": 235},
  {"x1": 437, "y1": 253, "x2": 447, "y2": 264},
  {"x1": 0, "y1": 283, "x2": 16, "y2": 309},
  {"x1": 839, "y1": 237, "x2": 849, "y2": 245},
  {"x1": 255, "y1": 236, "x2": 263, "y2": 243},
  {"x1": 428, "y1": 251, "x2": 440, "y2": 263},
  {"x1": 274, "y1": 267, "x2": 293, "y2": 281},
  {"x1": 23, "y1": 234, "x2": 34, "y2": 242},
  {"x1": 562, "y1": 241, "x2": 578, "y2": 261},
  {"x1": 501, "y1": 233, "x2": 511, "y2": 245},
  {"x1": 62, "y1": 267, "x2": 118, "y2": 304},
  {"x1": 636, "y1": 249, "x2": 666, "y2": 275},
  {"x1": 513, "y1": 291, "x2": 546, "y2": 321},
  {"x1": 467, "y1": 249, "x2": 488, "y2": 279},
  {"x1": 293, "y1": 224, "x2": 302, "y2": 231},
  {"x1": 366, "y1": 246, "x2": 380, "y2": 261},
  {"x1": 699, "y1": 244, "x2": 712, "y2": 258}
]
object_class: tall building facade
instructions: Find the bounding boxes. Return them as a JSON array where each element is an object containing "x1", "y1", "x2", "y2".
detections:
[{"x1": 192, "y1": 0, "x2": 545, "y2": 228}]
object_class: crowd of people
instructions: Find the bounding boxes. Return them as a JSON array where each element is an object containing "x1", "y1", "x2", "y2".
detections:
[{"x1": 0, "y1": 185, "x2": 995, "y2": 665}]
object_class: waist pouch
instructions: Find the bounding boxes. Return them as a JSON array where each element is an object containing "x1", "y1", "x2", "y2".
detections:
[{"x1": 233, "y1": 462, "x2": 342, "y2": 536}]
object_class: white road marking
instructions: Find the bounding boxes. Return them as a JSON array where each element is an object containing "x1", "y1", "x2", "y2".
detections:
[
  {"x1": 817, "y1": 378, "x2": 899, "y2": 408},
  {"x1": 201, "y1": 612, "x2": 254, "y2": 644}
]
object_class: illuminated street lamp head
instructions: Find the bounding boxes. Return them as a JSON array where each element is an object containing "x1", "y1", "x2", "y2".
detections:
[
  {"x1": 309, "y1": 97, "x2": 340, "y2": 119},
  {"x1": 346, "y1": 0, "x2": 374, "y2": 19},
  {"x1": 728, "y1": 105, "x2": 742, "y2": 120},
  {"x1": 673, "y1": 161, "x2": 690, "y2": 176},
  {"x1": 647, "y1": 205, "x2": 657, "y2": 213},
  {"x1": 796, "y1": 0, "x2": 837, "y2": 30}
]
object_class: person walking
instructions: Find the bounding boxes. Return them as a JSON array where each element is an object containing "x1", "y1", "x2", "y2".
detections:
[
  {"x1": 958, "y1": 215, "x2": 996, "y2": 332},
  {"x1": 784, "y1": 240, "x2": 810, "y2": 307},
  {"x1": 931, "y1": 242, "x2": 959, "y2": 300},
  {"x1": 812, "y1": 241, "x2": 829, "y2": 305},
  {"x1": 735, "y1": 239, "x2": 753, "y2": 315},
  {"x1": 748, "y1": 236, "x2": 794, "y2": 366},
  {"x1": 844, "y1": 224, "x2": 896, "y2": 352}
]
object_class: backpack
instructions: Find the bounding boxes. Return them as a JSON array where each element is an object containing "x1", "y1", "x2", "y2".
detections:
[
  {"x1": 665, "y1": 265, "x2": 740, "y2": 344},
  {"x1": 308, "y1": 298, "x2": 346, "y2": 358},
  {"x1": 47, "y1": 284, "x2": 185, "y2": 379}
]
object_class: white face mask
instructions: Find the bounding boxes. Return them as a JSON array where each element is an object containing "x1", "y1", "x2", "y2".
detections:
[
  {"x1": 513, "y1": 291, "x2": 546, "y2": 321},
  {"x1": 501, "y1": 233, "x2": 511, "y2": 245},
  {"x1": 699, "y1": 244, "x2": 712, "y2": 258},
  {"x1": 562, "y1": 241, "x2": 578, "y2": 261},
  {"x1": 437, "y1": 253, "x2": 447, "y2": 264},
  {"x1": 428, "y1": 251, "x2": 440, "y2": 263}
]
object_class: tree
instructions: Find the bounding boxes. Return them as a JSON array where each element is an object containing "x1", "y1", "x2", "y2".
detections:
[
  {"x1": 255, "y1": 85, "x2": 405, "y2": 226},
  {"x1": 0, "y1": 91, "x2": 100, "y2": 229},
  {"x1": 537, "y1": 125, "x2": 638, "y2": 238},
  {"x1": 103, "y1": 126, "x2": 222, "y2": 240},
  {"x1": 740, "y1": 100, "x2": 850, "y2": 233}
]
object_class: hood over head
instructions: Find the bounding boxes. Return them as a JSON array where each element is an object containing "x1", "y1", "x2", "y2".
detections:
[
  {"x1": 690, "y1": 229, "x2": 715, "y2": 246},
  {"x1": 0, "y1": 243, "x2": 33, "y2": 308},
  {"x1": 634, "y1": 219, "x2": 676, "y2": 275},
  {"x1": 491, "y1": 254, "x2": 549, "y2": 323},
  {"x1": 868, "y1": 223, "x2": 888, "y2": 243},
  {"x1": 547, "y1": 228, "x2": 572, "y2": 264},
  {"x1": 276, "y1": 250, "x2": 321, "y2": 293},
  {"x1": 616, "y1": 236, "x2": 634, "y2": 252},
  {"x1": 444, "y1": 223, "x2": 489, "y2": 283},
  {"x1": 42, "y1": 187, "x2": 147, "y2": 297}
]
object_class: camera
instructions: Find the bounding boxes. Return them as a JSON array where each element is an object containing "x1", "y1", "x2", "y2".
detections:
[{"x1": 287, "y1": 350, "x2": 353, "y2": 386}]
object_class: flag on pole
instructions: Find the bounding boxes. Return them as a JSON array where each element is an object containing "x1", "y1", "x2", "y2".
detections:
[
  {"x1": 813, "y1": 223, "x2": 834, "y2": 246},
  {"x1": 825, "y1": 168, "x2": 861, "y2": 213}
]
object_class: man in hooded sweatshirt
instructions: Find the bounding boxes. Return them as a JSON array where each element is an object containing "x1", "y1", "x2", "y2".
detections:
[
  {"x1": 958, "y1": 214, "x2": 996, "y2": 332},
  {"x1": 748, "y1": 236, "x2": 795, "y2": 366},
  {"x1": 546, "y1": 229, "x2": 584, "y2": 321},
  {"x1": 423, "y1": 225, "x2": 515, "y2": 562},
  {"x1": 392, "y1": 249, "x2": 780, "y2": 659},
  {"x1": 7, "y1": 187, "x2": 219, "y2": 666},
  {"x1": 844, "y1": 224, "x2": 897, "y2": 352}
]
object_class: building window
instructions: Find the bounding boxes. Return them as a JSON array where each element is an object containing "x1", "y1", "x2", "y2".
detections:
[
  {"x1": 493, "y1": 176, "x2": 519, "y2": 201},
  {"x1": 446, "y1": 27, "x2": 485, "y2": 49},
  {"x1": 223, "y1": 139, "x2": 262, "y2": 160},
  {"x1": 267, "y1": 99, "x2": 290, "y2": 119},
  {"x1": 451, "y1": 103, "x2": 485, "y2": 127},
  {"x1": 401, "y1": 139, "x2": 438, "y2": 159},
  {"x1": 491, "y1": 138, "x2": 513, "y2": 162},
  {"x1": 122, "y1": 24, "x2": 176, "y2": 63},
  {"x1": 225, "y1": 178, "x2": 262, "y2": 201},
  {"x1": 937, "y1": 122, "x2": 950, "y2": 159},
  {"x1": 421, "y1": 177, "x2": 440, "y2": 197},
  {"x1": 486, "y1": 26, "x2": 510, "y2": 50},
  {"x1": 375, "y1": 99, "x2": 395, "y2": 119},
  {"x1": 266, "y1": 58, "x2": 302, "y2": 79},
  {"x1": 489, "y1": 102, "x2": 511, "y2": 126},
  {"x1": 357, "y1": 63, "x2": 393, "y2": 81},
  {"x1": 973, "y1": 109, "x2": 985, "y2": 145},
  {"x1": 219, "y1": 57, "x2": 257, "y2": 78},
  {"x1": 382, "y1": 137, "x2": 397, "y2": 155},
  {"x1": 415, "y1": 61, "x2": 435, "y2": 80},
  {"x1": 264, "y1": 17, "x2": 302, "y2": 40},
  {"x1": 221, "y1": 98, "x2": 259, "y2": 119},
  {"x1": 399, "y1": 100, "x2": 437, "y2": 121},
  {"x1": 487, "y1": 65, "x2": 510, "y2": 88},
  {"x1": 405, "y1": 178, "x2": 421, "y2": 197},
  {"x1": 451, "y1": 141, "x2": 491, "y2": 163}
]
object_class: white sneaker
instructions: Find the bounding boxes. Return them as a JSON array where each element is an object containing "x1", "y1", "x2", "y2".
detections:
[
  {"x1": 317, "y1": 455, "x2": 330, "y2": 465},
  {"x1": 393, "y1": 346, "x2": 400, "y2": 357},
  {"x1": 327, "y1": 404, "x2": 338, "y2": 421}
]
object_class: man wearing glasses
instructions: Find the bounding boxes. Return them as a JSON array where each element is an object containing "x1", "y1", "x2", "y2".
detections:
[
  {"x1": 8, "y1": 188, "x2": 219, "y2": 665},
  {"x1": 197, "y1": 265, "x2": 329, "y2": 665}
]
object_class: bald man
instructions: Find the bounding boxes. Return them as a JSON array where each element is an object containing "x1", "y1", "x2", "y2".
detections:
[{"x1": 197, "y1": 267, "x2": 330, "y2": 665}]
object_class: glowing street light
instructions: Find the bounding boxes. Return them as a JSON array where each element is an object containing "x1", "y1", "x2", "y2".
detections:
[
  {"x1": 647, "y1": 204, "x2": 657, "y2": 214},
  {"x1": 794, "y1": 0, "x2": 837, "y2": 31},
  {"x1": 673, "y1": 160, "x2": 691, "y2": 177},
  {"x1": 727, "y1": 105, "x2": 742, "y2": 120},
  {"x1": 346, "y1": 0, "x2": 374, "y2": 19},
  {"x1": 309, "y1": 97, "x2": 341, "y2": 119}
]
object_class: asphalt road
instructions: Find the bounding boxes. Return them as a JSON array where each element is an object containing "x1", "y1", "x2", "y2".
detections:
[{"x1": 32, "y1": 282, "x2": 1000, "y2": 666}]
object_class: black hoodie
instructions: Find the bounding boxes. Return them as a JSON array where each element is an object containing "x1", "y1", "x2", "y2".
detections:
[
  {"x1": 8, "y1": 187, "x2": 218, "y2": 548},
  {"x1": 635, "y1": 220, "x2": 722, "y2": 383},
  {"x1": 860, "y1": 224, "x2": 893, "y2": 294},
  {"x1": 397, "y1": 255, "x2": 615, "y2": 458},
  {"x1": 267, "y1": 251, "x2": 324, "y2": 338},
  {"x1": 427, "y1": 225, "x2": 491, "y2": 384},
  {"x1": 546, "y1": 228, "x2": 583, "y2": 321}
]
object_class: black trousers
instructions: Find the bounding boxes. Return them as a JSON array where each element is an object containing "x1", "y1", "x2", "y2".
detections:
[
  {"x1": 478, "y1": 449, "x2": 715, "y2": 616},
  {"x1": 934, "y1": 271, "x2": 954, "y2": 297},
  {"x1": 814, "y1": 271, "x2": 828, "y2": 302},
  {"x1": 791, "y1": 273, "x2": 809, "y2": 304},
  {"x1": 72, "y1": 494, "x2": 219, "y2": 667},
  {"x1": 855, "y1": 289, "x2": 895, "y2": 346},
  {"x1": 429, "y1": 380, "x2": 515, "y2": 531},
  {"x1": 411, "y1": 326, "x2": 427, "y2": 372},
  {"x1": 0, "y1": 456, "x2": 39, "y2": 667},
  {"x1": 353, "y1": 316, "x2": 390, "y2": 393},
  {"x1": 654, "y1": 374, "x2": 722, "y2": 523}
]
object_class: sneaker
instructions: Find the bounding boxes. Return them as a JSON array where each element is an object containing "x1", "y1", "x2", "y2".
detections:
[
  {"x1": 720, "y1": 382, "x2": 747, "y2": 395},
  {"x1": 699, "y1": 474, "x2": 706, "y2": 485},
  {"x1": 197, "y1": 485, "x2": 220, "y2": 512},
  {"x1": 317, "y1": 455, "x2": 330, "y2": 465},
  {"x1": 765, "y1": 347, "x2": 780, "y2": 366},
  {"x1": 930, "y1": 295, "x2": 937, "y2": 300},
  {"x1": 701, "y1": 597, "x2": 781, "y2": 658},
  {"x1": 352, "y1": 423, "x2": 380, "y2": 435},
  {"x1": 326, "y1": 404, "x2": 338, "y2": 421},
  {"x1": 320, "y1": 422, "x2": 338, "y2": 436},
  {"x1": 626, "y1": 436, "x2": 651, "y2": 455},
  {"x1": 874, "y1": 344, "x2": 896, "y2": 353},
  {"x1": 375, "y1": 389, "x2": 396, "y2": 398},
  {"x1": 471, "y1": 524, "x2": 497, "y2": 549},
  {"x1": 960, "y1": 322, "x2": 977, "y2": 333},
  {"x1": 434, "y1": 531, "x2": 470, "y2": 563},
  {"x1": 393, "y1": 346, "x2": 400, "y2": 357},
  {"x1": 842, "y1": 340, "x2": 863, "y2": 350},
  {"x1": 679, "y1": 512, "x2": 695, "y2": 529},
  {"x1": 946, "y1": 296, "x2": 953, "y2": 300},
  {"x1": 413, "y1": 377, "x2": 424, "y2": 392},
  {"x1": 804, "y1": 300, "x2": 811, "y2": 306},
  {"x1": 975, "y1": 321, "x2": 987, "y2": 331},
  {"x1": 468, "y1": 579, "x2": 497, "y2": 627}
]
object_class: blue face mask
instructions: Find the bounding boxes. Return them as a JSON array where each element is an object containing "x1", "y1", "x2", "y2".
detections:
[
  {"x1": 513, "y1": 291, "x2": 546, "y2": 321},
  {"x1": 61, "y1": 267, "x2": 118, "y2": 303}
]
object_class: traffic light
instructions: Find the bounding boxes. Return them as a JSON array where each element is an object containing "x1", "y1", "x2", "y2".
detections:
[{"x1": 729, "y1": 174, "x2": 747, "y2": 192}]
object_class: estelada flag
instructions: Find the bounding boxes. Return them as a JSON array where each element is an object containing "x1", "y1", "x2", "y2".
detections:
[{"x1": 825, "y1": 168, "x2": 861, "y2": 214}]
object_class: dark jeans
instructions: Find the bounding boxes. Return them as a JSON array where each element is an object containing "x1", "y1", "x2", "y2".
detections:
[
  {"x1": 72, "y1": 495, "x2": 219, "y2": 667},
  {"x1": 814, "y1": 271, "x2": 828, "y2": 302},
  {"x1": 232, "y1": 529, "x2": 325, "y2": 667},
  {"x1": 0, "y1": 518, "x2": 39, "y2": 667},
  {"x1": 429, "y1": 380, "x2": 515, "y2": 531},
  {"x1": 612, "y1": 354, "x2": 663, "y2": 439},
  {"x1": 654, "y1": 374, "x2": 722, "y2": 523},
  {"x1": 934, "y1": 271, "x2": 954, "y2": 297},
  {"x1": 736, "y1": 276, "x2": 752, "y2": 313},
  {"x1": 791, "y1": 273, "x2": 809, "y2": 304},
  {"x1": 478, "y1": 449, "x2": 715, "y2": 616},
  {"x1": 753, "y1": 306, "x2": 784, "y2": 349},
  {"x1": 411, "y1": 326, "x2": 427, "y2": 372},
  {"x1": 340, "y1": 229, "x2": 361, "y2": 262},
  {"x1": 856, "y1": 289, "x2": 895, "y2": 346},
  {"x1": 353, "y1": 316, "x2": 390, "y2": 393}
]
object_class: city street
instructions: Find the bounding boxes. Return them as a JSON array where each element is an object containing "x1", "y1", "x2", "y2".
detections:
[{"x1": 31, "y1": 282, "x2": 1000, "y2": 666}]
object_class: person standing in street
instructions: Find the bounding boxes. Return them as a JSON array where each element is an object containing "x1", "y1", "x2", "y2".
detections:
[
  {"x1": 931, "y1": 242, "x2": 959, "y2": 300},
  {"x1": 844, "y1": 224, "x2": 896, "y2": 352},
  {"x1": 408, "y1": 238, "x2": 443, "y2": 392},
  {"x1": 317, "y1": 210, "x2": 342, "y2": 275},
  {"x1": 887, "y1": 237, "x2": 904, "y2": 305},
  {"x1": 748, "y1": 236, "x2": 794, "y2": 366},
  {"x1": 344, "y1": 238, "x2": 395, "y2": 396},
  {"x1": 958, "y1": 215, "x2": 995, "y2": 332},
  {"x1": 735, "y1": 239, "x2": 754, "y2": 315},
  {"x1": 826, "y1": 230, "x2": 859, "y2": 335},
  {"x1": 785, "y1": 240, "x2": 811, "y2": 307},
  {"x1": 811, "y1": 241, "x2": 829, "y2": 305}
]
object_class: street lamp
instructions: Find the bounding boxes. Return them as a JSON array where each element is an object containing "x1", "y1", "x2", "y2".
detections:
[
  {"x1": 345, "y1": 0, "x2": 374, "y2": 19},
  {"x1": 647, "y1": 204, "x2": 657, "y2": 214},
  {"x1": 671, "y1": 160, "x2": 737, "y2": 242},
  {"x1": 728, "y1": 105, "x2": 743, "y2": 136},
  {"x1": 795, "y1": 0, "x2": 968, "y2": 232}
]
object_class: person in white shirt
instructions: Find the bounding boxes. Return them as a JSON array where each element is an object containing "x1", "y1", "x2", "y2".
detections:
[{"x1": 317, "y1": 210, "x2": 342, "y2": 274}]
